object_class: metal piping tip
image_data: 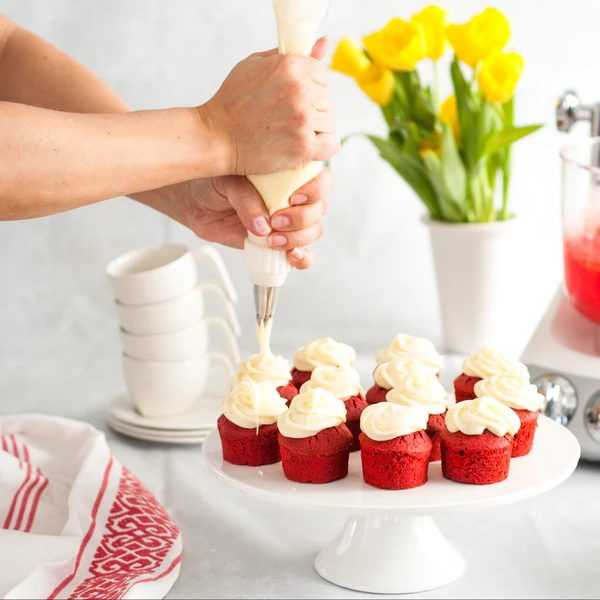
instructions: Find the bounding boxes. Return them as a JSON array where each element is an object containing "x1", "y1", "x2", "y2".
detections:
[{"x1": 254, "y1": 285, "x2": 280, "y2": 326}]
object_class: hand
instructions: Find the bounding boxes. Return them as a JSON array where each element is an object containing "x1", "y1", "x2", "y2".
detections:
[
  {"x1": 201, "y1": 38, "x2": 339, "y2": 176},
  {"x1": 163, "y1": 168, "x2": 333, "y2": 270}
]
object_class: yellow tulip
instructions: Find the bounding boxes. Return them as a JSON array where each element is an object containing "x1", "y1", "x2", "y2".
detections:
[
  {"x1": 446, "y1": 8, "x2": 510, "y2": 67},
  {"x1": 331, "y1": 38, "x2": 370, "y2": 78},
  {"x1": 411, "y1": 6, "x2": 449, "y2": 61},
  {"x1": 363, "y1": 18, "x2": 426, "y2": 71},
  {"x1": 478, "y1": 51, "x2": 524, "y2": 104},
  {"x1": 440, "y1": 94, "x2": 460, "y2": 142}
]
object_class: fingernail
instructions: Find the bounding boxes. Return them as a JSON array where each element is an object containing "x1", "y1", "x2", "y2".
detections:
[
  {"x1": 291, "y1": 194, "x2": 309, "y2": 205},
  {"x1": 251, "y1": 216, "x2": 271, "y2": 236},
  {"x1": 269, "y1": 234, "x2": 287, "y2": 248},
  {"x1": 271, "y1": 215, "x2": 290, "y2": 229},
  {"x1": 291, "y1": 248, "x2": 304, "y2": 260}
]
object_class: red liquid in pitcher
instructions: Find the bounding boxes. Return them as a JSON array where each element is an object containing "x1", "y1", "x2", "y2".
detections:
[{"x1": 564, "y1": 226, "x2": 600, "y2": 324}]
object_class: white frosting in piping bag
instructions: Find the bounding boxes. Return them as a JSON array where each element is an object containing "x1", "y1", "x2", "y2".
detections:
[
  {"x1": 462, "y1": 346, "x2": 528, "y2": 379},
  {"x1": 277, "y1": 387, "x2": 346, "y2": 438},
  {"x1": 385, "y1": 371, "x2": 448, "y2": 415},
  {"x1": 360, "y1": 403, "x2": 429, "y2": 441},
  {"x1": 300, "y1": 365, "x2": 361, "y2": 400},
  {"x1": 445, "y1": 396, "x2": 521, "y2": 437},
  {"x1": 374, "y1": 358, "x2": 437, "y2": 389},
  {"x1": 224, "y1": 378, "x2": 288, "y2": 429},
  {"x1": 376, "y1": 334, "x2": 444, "y2": 370},
  {"x1": 474, "y1": 374, "x2": 544, "y2": 412},
  {"x1": 293, "y1": 337, "x2": 356, "y2": 371}
]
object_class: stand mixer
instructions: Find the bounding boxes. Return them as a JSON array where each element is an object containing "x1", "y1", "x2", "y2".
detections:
[{"x1": 522, "y1": 91, "x2": 600, "y2": 460}]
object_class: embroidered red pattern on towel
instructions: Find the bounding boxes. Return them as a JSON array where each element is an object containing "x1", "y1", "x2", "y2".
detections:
[
  {"x1": 69, "y1": 467, "x2": 179, "y2": 600},
  {"x1": 1, "y1": 434, "x2": 48, "y2": 532}
]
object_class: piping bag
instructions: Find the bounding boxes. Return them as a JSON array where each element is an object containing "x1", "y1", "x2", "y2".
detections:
[{"x1": 244, "y1": 0, "x2": 330, "y2": 350}]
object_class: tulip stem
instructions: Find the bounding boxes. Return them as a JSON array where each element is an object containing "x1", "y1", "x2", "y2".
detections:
[{"x1": 433, "y1": 59, "x2": 440, "y2": 111}]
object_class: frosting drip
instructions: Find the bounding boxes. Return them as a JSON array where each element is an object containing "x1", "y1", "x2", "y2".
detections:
[
  {"x1": 376, "y1": 334, "x2": 444, "y2": 370},
  {"x1": 462, "y1": 345, "x2": 529, "y2": 379},
  {"x1": 300, "y1": 365, "x2": 361, "y2": 400},
  {"x1": 474, "y1": 374, "x2": 544, "y2": 412},
  {"x1": 385, "y1": 371, "x2": 448, "y2": 415},
  {"x1": 293, "y1": 337, "x2": 356, "y2": 372},
  {"x1": 445, "y1": 396, "x2": 521, "y2": 437},
  {"x1": 277, "y1": 387, "x2": 346, "y2": 438},
  {"x1": 360, "y1": 403, "x2": 429, "y2": 441},
  {"x1": 223, "y1": 378, "x2": 288, "y2": 429}
]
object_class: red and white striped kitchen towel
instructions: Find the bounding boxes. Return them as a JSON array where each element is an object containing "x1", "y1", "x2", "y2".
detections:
[{"x1": 0, "y1": 415, "x2": 182, "y2": 600}]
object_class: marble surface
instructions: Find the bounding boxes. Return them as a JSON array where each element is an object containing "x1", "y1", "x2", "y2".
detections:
[{"x1": 3, "y1": 352, "x2": 600, "y2": 599}]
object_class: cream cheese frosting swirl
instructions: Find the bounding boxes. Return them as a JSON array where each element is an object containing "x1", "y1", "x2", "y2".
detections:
[
  {"x1": 232, "y1": 353, "x2": 292, "y2": 389},
  {"x1": 360, "y1": 403, "x2": 429, "y2": 441},
  {"x1": 474, "y1": 374, "x2": 544, "y2": 412},
  {"x1": 374, "y1": 358, "x2": 438, "y2": 389},
  {"x1": 277, "y1": 387, "x2": 346, "y2": 438},
  {"x1": 293, "y1": 337, "x2": 356, "y2": 372},
  {"x1": 375, "y1": 334, "x2": 444, "y2": 371},
  {"x1": 385, "y1": 371, "x2": 448, "y2": 415},
  {"x1": 300, "y1": 365, "x2": 361, "y2": 400},
  {"x1": 224, "y1": 378, "x2": 288, "y2": 429},
  {"x1": 445, "y1": 396, "x2": 520, "y2": 437},
  {"x1": 462, "y1": 345, "x2": 528, "y2": 379}
]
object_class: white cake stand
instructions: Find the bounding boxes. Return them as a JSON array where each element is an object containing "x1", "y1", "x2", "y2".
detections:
[{"x1": 203, "y1": 416, "x2": 580, "y2": 594}]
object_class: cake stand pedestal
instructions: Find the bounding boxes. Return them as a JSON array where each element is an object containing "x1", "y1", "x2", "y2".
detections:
[{"x1": 203, "y1": 416, "x2": 580, "y2": 594}]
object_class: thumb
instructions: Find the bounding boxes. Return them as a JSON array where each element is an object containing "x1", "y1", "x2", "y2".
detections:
[
  {"x1": 252, "y1": 47, "x2": 279, "y2": 58},
  {"x1": 223, "y1": 176, "x2": 272, "y2": 236},
  {"x1": 311, "y1": 36, "x2": 329, "y2": 61}
]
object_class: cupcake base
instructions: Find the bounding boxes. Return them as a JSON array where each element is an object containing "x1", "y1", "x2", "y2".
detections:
[
  {"x1": 344, "y1": 394, "x2": 369, "y2": 452},
  {"x1": 365, "y1": 384, "x2": 389, "y2": 405},
  {"x1": 512, "y1": 409, "x2": 539, "y2": 457},
  {"x1": 291, "y1": 368, "x2": 312, "y2": 390},
  {"x1": 277, "y1": 382, "x2": 299, "y2": 406},
  {"x1": 453, "y1": 373, "x2": 482, "y2": 402},
  {"x1": 279, "y1": 424, "x2": 353, "y2": 484},
  {"x1": 360, "y1": 431, "x2": 432, "y2": 490},
  {"x1": 426, "y1": 412, "x2": 447, "y2": 462},
  {"x1": 441, "y1": 430, "x2": 512, "y2": 485},
  {"x1": 217, "y1": 415, "x2": 280, "y2": 467}
]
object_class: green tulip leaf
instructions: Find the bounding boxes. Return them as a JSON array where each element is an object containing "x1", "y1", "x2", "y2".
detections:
[{"x1": 483, "y1": 124, "x2": 543, "y2": 156}]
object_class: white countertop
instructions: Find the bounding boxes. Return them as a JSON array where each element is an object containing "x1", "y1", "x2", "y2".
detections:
[{"x1": 2, "y1": 350, "x2": 600, "y2": 599}]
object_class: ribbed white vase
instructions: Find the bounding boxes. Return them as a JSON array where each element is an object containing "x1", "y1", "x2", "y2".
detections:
[{"x1": 424, "y1": 216, "x2": 522, "y2": 354}]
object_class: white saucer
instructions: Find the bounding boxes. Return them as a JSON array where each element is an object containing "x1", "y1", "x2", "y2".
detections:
[
  {"x1": 109, "y1": 417, "x2": 212, "y2": 444},
  {"x1": 109, "y1": 392, "x2": 222, "y2": 432}
]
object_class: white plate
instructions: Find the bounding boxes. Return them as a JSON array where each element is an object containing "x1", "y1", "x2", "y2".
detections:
[
  {"x1": 109, "y1": 392, "x2": 222, "y2": 431},
  {"x1": 109, "y1": 418, "x2": 211, "y2": 444}
]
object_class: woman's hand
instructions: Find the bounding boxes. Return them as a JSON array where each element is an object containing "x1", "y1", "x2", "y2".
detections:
[
  {"x1": 177, "y1": 168, "x2": 333, "y2": 269},
  {"x1": 201, "y1": 38, "x2": 339, "y2": 176}
]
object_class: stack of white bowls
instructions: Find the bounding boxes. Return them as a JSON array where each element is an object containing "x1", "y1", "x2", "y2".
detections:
[{"x1": 106, "y1": 243, "x2": 240, "y2": 440}]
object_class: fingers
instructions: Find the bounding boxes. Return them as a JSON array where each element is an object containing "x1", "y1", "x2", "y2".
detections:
[
  {"x1": 268, "y1": 221, "x2": 324, "y2": 250},
  {"x1": 292, "y1": 166, "x2": 334, "y2": 203},
  {"x1": 222, "y1": 176, "x2": 272, "y2": 236},
  {"x1": 309, "y1": 85, "x2": 332, "y2": 112},
  {"x1": 253, "y1": 47, "x2": 279, "y2": 58},
  {"x1": 310, "y1": 37, "x2": 329, "y2": 61},
  {"x1": 313, "y1": 133, "x2": 341, "y2": 161},
  {"x1": 307, "y1": 58, "x2": 330, "y2": 86},
  {"x1": 312, "y1": 110, "x2": 335, "y2": 134},
  {"x1": 288, "y1": 247, "x2": 314, "y2": 270}
]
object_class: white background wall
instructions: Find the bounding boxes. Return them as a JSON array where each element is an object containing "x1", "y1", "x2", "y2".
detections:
[{"x1": 1, "y1": 0, "x2": 599, "y2": 404}]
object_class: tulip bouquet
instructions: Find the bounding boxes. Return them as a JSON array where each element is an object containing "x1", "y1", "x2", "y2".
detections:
[{"x1": 332, "y1": 6, "x2": 542, "y2": 223}]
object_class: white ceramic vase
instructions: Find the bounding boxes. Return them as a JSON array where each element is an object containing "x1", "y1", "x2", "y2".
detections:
[{"x1": 424, "y1": 216, "x2": 522, "y2": 355}]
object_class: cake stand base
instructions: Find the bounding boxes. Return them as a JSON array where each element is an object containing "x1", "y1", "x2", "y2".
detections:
[{"x1": 315, "y1": 514, "x2": 464, "y2": 594}]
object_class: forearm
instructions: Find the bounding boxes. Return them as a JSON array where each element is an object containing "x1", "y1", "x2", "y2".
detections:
[{"x1": 0, "y1": 102, "x2": 226, "y2": 219}]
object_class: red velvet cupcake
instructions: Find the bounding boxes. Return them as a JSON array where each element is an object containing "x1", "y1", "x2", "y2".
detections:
[
  {"x1": 278, "y1": 382, "x2": 299, "y2": 405},
  {"x1": 359, "y1": 403, "x2": 432, "y2": 490},
  {"x1": 366, "y1": 358, "x2": 437, "y2": 405},
  {"x1": 291, "y1": 338, "x2": 356, "y2": 390},
  {"x1": 375, "y1": 334, "x2": 444, "y2": 376},
  {"x1": 300, "y1": 365, "x2": 367, "y2": 452},
  {"x1": 278, "y1": 388, "x2": 352, "y2": 484},
  {"x1": 455, "y1": 346, "x2": 529, "y2": 402},
  {"x1": 218, "y1": 379, "x2": 288, "y2": 466},
  {"x1": 385, "y1": 371, "x2": 449, "y2": 462},
  {"x1": 474, "y1": 374, "x2": 544, "y2": 457},
  {"x1": 441, "y1": 396, "x2": 521, "y2": 484}
]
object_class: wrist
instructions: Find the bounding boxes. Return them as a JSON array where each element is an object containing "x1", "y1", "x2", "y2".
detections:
[{"x1": 194, "y1": 103, "x2": 234, "y2": 176}]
